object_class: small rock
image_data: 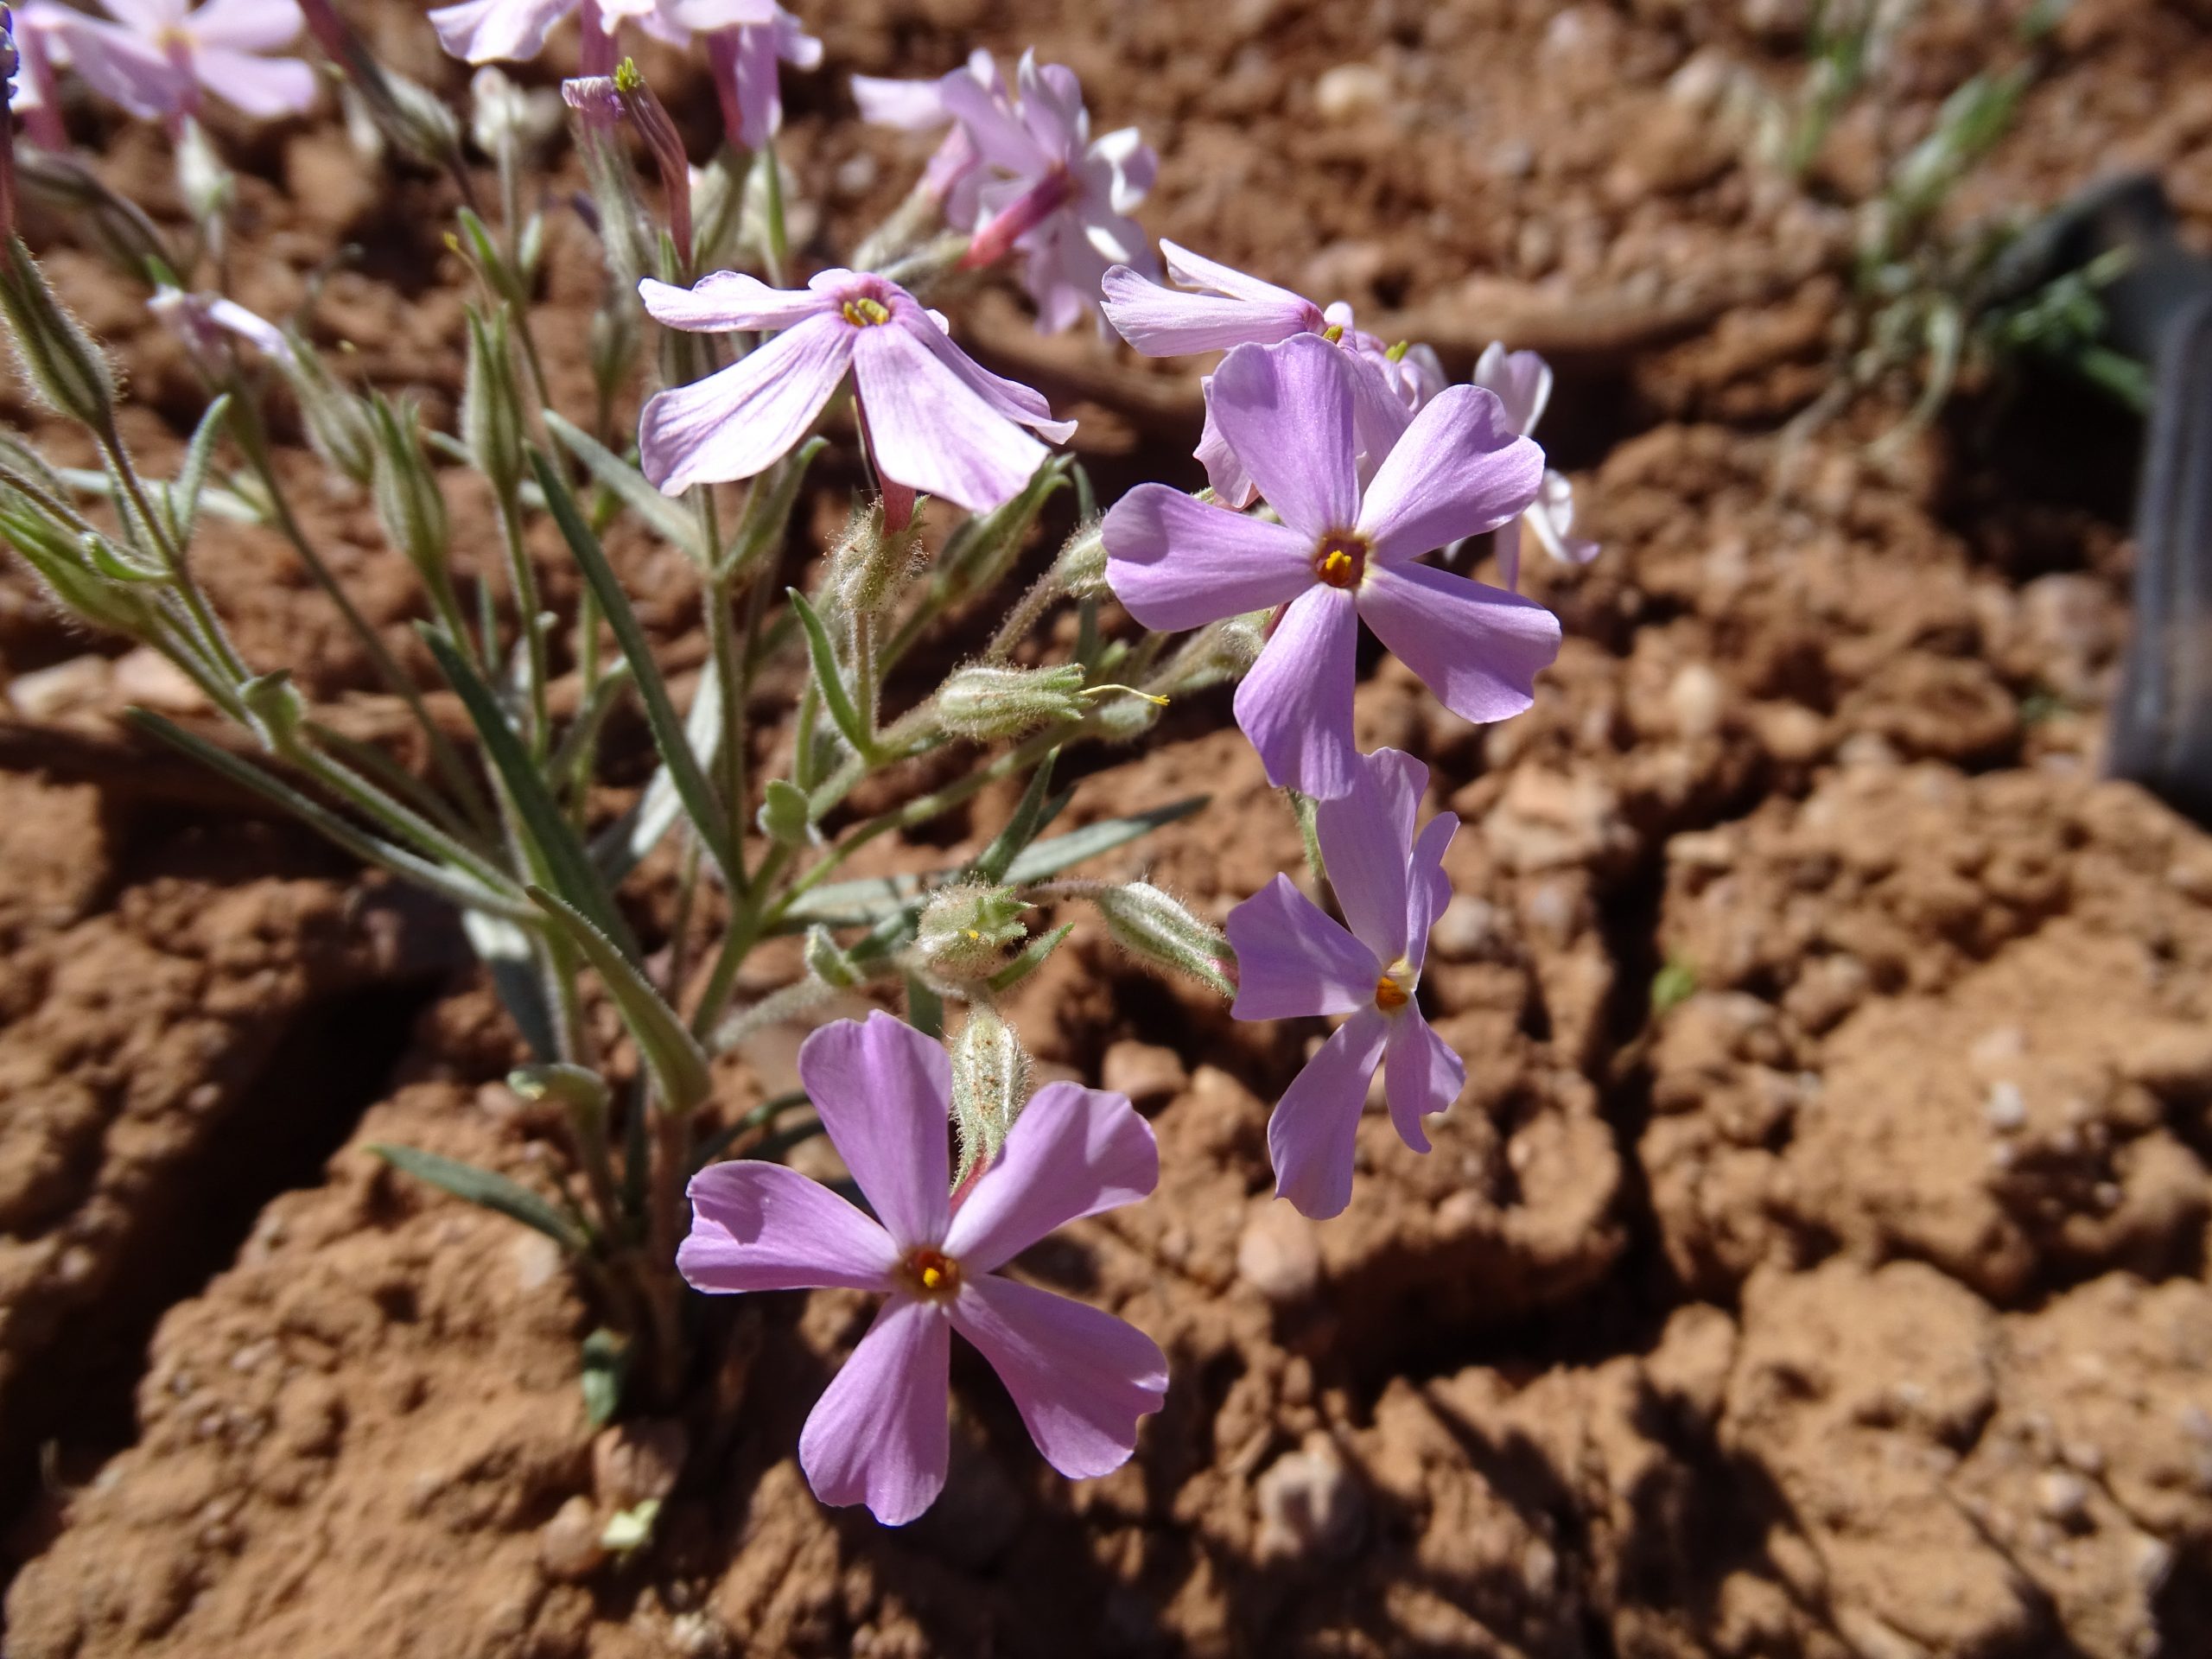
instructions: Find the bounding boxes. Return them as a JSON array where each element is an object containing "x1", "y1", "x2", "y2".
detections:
[
  {"x1": 1101, "y1": 1040, "x2": 1188, "y2": 1110},
  {"x1": 1985, "y1": 1081, "x2": 2027, "y2": 1133},
  {"x1": 1237, "y1": 1204, "x2": 1322, "y2": 1305},
  {"x1": 1313, "y1": 63, "x2": 1390, "y2": 122},
  {"x1": 8, "y1": 655, "x2": 111, "y2": 719},
  {"x1": 537, "y1": 1495, "x2": 607, "y2": 1581},
  {"x1": 1255, "y1": 1433, "x2": 1364, "y2": 1560},
  {"x1": 2124, "y1": 1028, "x2": 2212, "y2": 1099},
  {"x1": 111, "y1": 646, "x2": 208, "y2": 713},
  {"x1": 1429, "y1": 893, "x2": 1498, "y2": 961},
  {"x1": 2037, "y1": 1470, "x2": 2090, "y2": 1524}
]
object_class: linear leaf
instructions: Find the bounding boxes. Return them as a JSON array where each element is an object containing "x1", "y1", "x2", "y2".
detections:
[
  {"x1": 531, "y1": 447, "x2": 737, "y2": 882},
  {"x1": 172, "y1": 391, "x2": 232, "y2": 548},
  {"x1": 776, "y1": 794, "x2": 1211, "y2": 930},
  {"x1": 544, "y1": 410, "x2": 703, "y2": 559},
  {"x1": 371, "y1": 1142, "x2": 586, "y2": 1253},
  {"x1": 422, "y1": 627, "x2": 639, "y2": 960},
  {"x1": 787, "y1": 586, "x2": 872, "y2": 759},
  {"x1": 592, "y1": 665, "x2": 719, "y2": 885},
  {"x1": 527, "y1": 885, "x2": 713, "y2": 1115}
]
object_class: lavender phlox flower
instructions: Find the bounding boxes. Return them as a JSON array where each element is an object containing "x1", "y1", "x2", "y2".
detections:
[
  {"x1": 679, "y1": 1011, "x2": 1169, "y2": 1526},
  {"x1": 689, "y1": 0, "x2": 818, "y2": 152},
  {"x1": 1101, "y1": 333, "x2": 1558, "y2": 798},
  {"x1": 38, "y1": 0, "x2": 315, "y2": 123},
  {"x1": 636, "y1": 265, "x2": 1075, "y2": 513},
  {"x1": 941, "y1": 50, "x2": 1156, "y2": 334},
  {"x1": 148, "y1": 283, "x2": 287, "y2": 370},
  {"x1": 1101, "y1": 242, "x2": 1433, "y2": 507},
  {"x1": 851, "y1": 48, "x2": 1000, "y2": 224},
  {"x1": 430, "y1": 0, "x2": 703, "y2": 70},
  {"x1": 5, "y1": 3, "x2": 67, "y2": 149},
  {"x1": 1471, "y1": 341, "x2": 1597, "y2": 591},
  {"x1": 1226, "y1": 747, "x2": 1461, "y2": 1218}
]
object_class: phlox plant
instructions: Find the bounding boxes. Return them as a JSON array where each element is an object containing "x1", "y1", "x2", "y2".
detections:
[{"x1": 0, "y1": 3, "x2": 1598, "y2": 1528}]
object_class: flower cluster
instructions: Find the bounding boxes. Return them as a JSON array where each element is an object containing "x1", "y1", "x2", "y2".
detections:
[{"x1": 0, "y1": 0, "x2": 1605, "y2": 1536}]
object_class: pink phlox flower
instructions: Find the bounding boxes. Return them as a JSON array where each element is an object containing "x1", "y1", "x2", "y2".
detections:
[
  {"x1": 636, "y1": 265, "x2": 1075, "y2": 512},
  {"x1": 1471, "y1": 341, "x2": 1598, "y2": 590},
  {"x1": 39, "y1": 0, "x2": 314, "y2": 123},
  {"x1": 430, "y1": 0, "x2": 730, "y2": 67},
  {"x1": 940, "y1": 50, "x2": 1156, "y2": 334},
  {"x1": 1101, "y1": 333, "x2": 1558, "y2": 799},
  {"x1": 851, "y1": 48, "x2": 1001, "y2": 225},
  {"x1": 690, "y1": 0, "x2": 818, "y2": 151},
  {"x1": 1101, "y1": 243, "x2": 1434, "y2": 507},
  {"x1": 1225, "y1": 747, "x2": 1463, "y2": 1219},
  {"x1": 149, "y1": 283, "x2": 288, "y2": 367},
  {"x1": 678, "y1": 1011, "x2": 1169, "y2": 1526}
]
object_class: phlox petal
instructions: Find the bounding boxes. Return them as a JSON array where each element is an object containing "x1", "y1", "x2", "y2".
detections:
[
  {"x1": 678, "y1": 1161, "x2": 899, "y2": 1294},
  {"x1": 186, "y1": 0, "x2": 300, "y2": 52},
  {"x1": 1357, "y1": 559, "x2": 1560, "y2": 728},
  {"x1": 952, "y1": 1276, "x2": 1166, "y2": 1479},
  {"x1": 195, "y1": 47, "x2": 315, "y2": 115},
  {"x1": 640, "y1": 270, "x2": 828, "y2": 333},
  {"x1": 1234, "y1": 583, "x2": 1360, "y2": 798},
  {"x1": 638, "y1": 310, "x2": 850, "y2": 495},
  {"x1": 1100, "y1": 485, "x2": 1312, "y2": 632},
  {"x1": 1526, "y1": 470, "x2": 1600, "y2": 567},
  {"x1": 1472, "y1": 341, "x2": 1552, "y2": 436},
  {"x1": 1404, "y1": 813, "x2": 1457, "y2": 975},
  {"x1": 429, "y1": 0, "x2": 577, "y2": 63},
  {"x1": 1268, "y1": 1007, "x2": 1389, "y2": 1220},
  {"x1": 1226, "y1": 874, "x2": 1378, "y2": 1021},
  {"x1": 944, "y1": 1084, "x2": 1158, "y2": 1274},
  {"x1": 796, "y1": 1012, "x2": 952, "y2": 1250},
  {"x1": 1382, "y1": 1004, "x2": 1463, "y2": 1154},
  {"x1": 853, "y1": 321, "x2": 1052, "y2": 513},
  {"x1": 1207, "y1": 336, "x2": 1359, "y2": 539},
  {"x1": 1357, "y1": 385, "x2": 1541, "y2": 565},
  {"x1": 1312, "y1": 748, "x2": 1428, "y2": 966},
  {"x1": 798, "y1": 1298, "x2": 950, "y2": 1526}
]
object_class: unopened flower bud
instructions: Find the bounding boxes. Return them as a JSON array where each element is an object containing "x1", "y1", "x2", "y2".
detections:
[
  {"x1": 0, "y1": 484, "x2": 153, "y2": 637},
  {"x1": 276, "y1": 332, "x2": 375, "y2": 485},
  {"x1": 367, "y1": 395, "x2": 452, "y2": 589},
  {"x1": 804, "y1": 925, "x2": 862, "y2": 989},
  {"x1": 0, "y1": 237, "x2": 116, "y2": 433},
  {"x1": 937, "y1": 663, "x2": 1087, "y2": 742},
  {"x1": 239, "y1": 669, "x2": 306, "y2": 747},
  {"x1": 757, "y1": 778, "x2": 812, "y2": 847},
  {"x1": 1086, "y1": 880, "x2": 1235, "y2": 997},
  {"x1": 915, "y1": 880, "x2": 1029, "y2": 982},
  {"x1": 461, "y1": 305, "x2": 525, "y2": 499},
  {"x1": 950, "y1": 1002, "x2": 1031, "y2": 1182},
  {"x1": 1149, "y1": 612, "x2": 1267, "y2": 699},
  {"x1": 509, "y1": 1062, "x2": 612, "y2": 1122},
  {"x1": 469, "y1": 65, "x2": 550, "y2": 159},
  {"x1": 175, "y1": 118, "x2": 233, "y2": 230},
  {"x1": 824, "y1": 501, "x2": 918, "y2": 620},
  {"x1": 1053, "y1": 517, "x2": 1107, "y2": 598}
]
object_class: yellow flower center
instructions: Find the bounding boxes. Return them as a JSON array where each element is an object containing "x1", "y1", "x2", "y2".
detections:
[
  {"x1": 1313, "y1": 531, "x2": 1369, "y2": 590},
  {"x1": 842, "y1": 296, "x2": 892, "y2": 327},
  {"x1": 1374, "y1": 957, "x2": 1414, "y2": 1012},
  {"x1": 900, "y1": 1246, "x2": 962, "y2": 1300},
  {"x1": 1321, "y1": 322, "x2": 1345, "y2": 344}
]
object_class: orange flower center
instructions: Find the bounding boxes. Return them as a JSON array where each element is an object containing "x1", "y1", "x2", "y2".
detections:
[
  {"x1": 899, "y1": 1246, "x2": 962, "y2": 1300},
  {"x1": 1313, "y1": 531, "x2": 1368, "y2": 590},
  {"x1": 1374, "y1": 975, "x2": 1409, "y2": 1011}
]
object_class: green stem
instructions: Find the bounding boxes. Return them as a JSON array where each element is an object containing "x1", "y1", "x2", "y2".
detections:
[
  {"x1": 99, "y1": 424, "x2": 247, "y2": 684},
  {"x1": 495, "y1": 486, "x2": 550, "y2": 754},
  {"x1": 757, "y1": 140, "x2": 788, "y2": 288}
]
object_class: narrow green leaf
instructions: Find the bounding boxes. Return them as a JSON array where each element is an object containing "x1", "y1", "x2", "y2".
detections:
[
  {"x1": 592, "y1": 665, "x2": 718, "y2": 886},
  {"x1": 1002, "y1": 795, "x2": 1208, "y2": 885},
  {"x1": 543, "y1": 410, "x2": 703, "y2": 558},
  {"x1": 124, "y1": 709, "x2": 538, "y2": 922},
  {"x1": 172, "y1": 391, "x2": 232, "y2": 548},
  {"x1": 721, "y1": 435, "x2": 825, "y2": 579},
  {"x1": 972, "y1": 751, "x2": 1058, "y2": 884},
  {"x1": 787, "y1": 586, "x2": 872, "y2": 759},
  {"x1": 531, "y1": 447, "x2": 737, "y2": 882},
  {"x1": 527, "y1": 884, "x2": 714, "y2": 1114},
  {"x1": 988, "y1": 921, "x2": 1073, "y2": 993},
  {"x1": 687, "y1": 1088, "x2": 810, "y2": 1173},
  {"x1": 370, "y1": 1141, "x2": 586, "y2": 1253},
  {"x1": 905, "y1": 973, "x2": 944, "y2": 1040},
  {"x1": 422, "y1": 627, "x2": 639, "y2": 960},
  {"x1": 462, "y1": 909, "x2": 561, "y2": 1062},
  {"x1": 777, "y1": 795, "x2": 1212, "y2": 930}
]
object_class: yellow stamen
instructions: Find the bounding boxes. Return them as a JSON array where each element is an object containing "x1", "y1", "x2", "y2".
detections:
[
  {"x1": 1375, "y1": 974, "x2": 1409, "y2": 1011},
  {"x1": 1321, "y1": 322, "x2": 1345, "y2": 345},
  {"x1": 842, "y1": 296, "x2": 892, "y2": 327},
  {"x1": 1313, "y1": 531, "x2": 1369, "y2": 589},
  {"x1": 1385, "y1": 339, "x2": 1412, "y2": 363},
  {"x1": 903, "y1": 1245, "x2": 962, "y2": 1299}
]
